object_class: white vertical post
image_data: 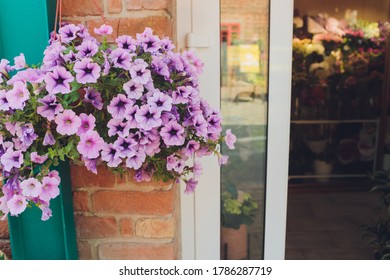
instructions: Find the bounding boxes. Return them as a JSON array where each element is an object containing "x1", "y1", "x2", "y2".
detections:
[{"x1": 263, "y1": 0, "x2": 294, "y2": 259}]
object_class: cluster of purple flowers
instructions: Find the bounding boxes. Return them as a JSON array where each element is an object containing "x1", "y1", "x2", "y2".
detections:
[{"x1": 0, "y1": 24, "x2": 236, "y2": 220}]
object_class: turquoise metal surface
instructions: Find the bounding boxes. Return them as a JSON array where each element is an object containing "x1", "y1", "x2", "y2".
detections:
[{"x1": 0, "y1": 0, "x2": 78, "y2": 260}]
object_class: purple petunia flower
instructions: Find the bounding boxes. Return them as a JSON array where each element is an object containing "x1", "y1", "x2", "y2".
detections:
[
  {"x1": 0, "y1": 148, "x2": 23, "y2": 172},
  {"x1": 125, "y1": 150, "x2": 146, "y2": 170},
  {"x1": 94, "y1": 24, "x2": 113, "y2": 35},
  {"x1": 225, "y1": 129, "x2": 237, "y2": 150},
  {"x1": 184, "y1": 178, "x2": 198, "y2": 194},
  {"x1": 76, "y1": 39, "x2": 99, "y2": 58},
  {"x1": 129, "y1": 59, "x2": 151, "y2": 85},
  {"x1": 84, "y1": 87, "x2": 103, "y2": 110},
  {"x1": 15, "y1": 123, "x2": 38, "y2": 147},
  {"x1": 73, "y1": 58, "x2": 101, "y2": 84},
  {"x1": 109, "y1": 48, "x2": 133, "y2": 70},
  {"x1": 39, "y1": 176, "x2": 60, "y2": 202},
  {"x1": 0, "y1": 90, "x2": 10, "y2": 111},
  {"x1": 160, "y1": 120, "x2": 185, "y2": 146},
  {"x1": 123, "y1": 80, "x2": 144, "y2": 99},
  {"x1": 147, "y1": 90, "x2": 172, "y2": 113},
  {"x1": 59, "y1": 23, "x2": 80, "y2": 43},
  {"x1": 21, "y1": 178, "x2": 42, "y2": 198},
  {"x1": 171, "y1": 86, "x2": 192, "y2": 104},
  {"x1": 113, "y1": 137, "x2": 137, "y2": 158},
  {"x1": 55, "y1": 109, "x2": 81, "y2": 136},
  {"x1": 107, "y1": 94, "x2": 133, "y2": 119},
  {"x1": 38, "y1": 202, "x2": 53, "y2": 221},
  {"x1": 77, "y1": 113, "x2": 96, "y2": 136},
  {"x1": 77, "y1": 130, "x2": 104, "y2": 159},
  {"x1": 193, "y1": 161, "x2": 203, "y2": 178},
  {"x1": 44, "y1": 67, "x2": 74, "y2": 94},
  {"x1": 218, "y1": 153, "x2": 229, "y2": 166},
  {"x1": 82, "y1": 156, "x2": 98, "y2": 174},
  {"x1": 5, "y1": 81, "x2": 30, "y2": 110},
  {"x1": 135, "y1": 105, "x2": 162, "y2": 131},
  {"x1": 13, "y1": 53, "x2": 27, "y2": 70},
  {"x1": 37, "y1": 94, "x2": 64, "y2": 121},
  {"x1": 184, "y1": 140, "x2": 200, "y2": 158},
  {"x1": 116, "y1": 35, "x2": 137, "y2": 52},
  {"x1": 30, "y1": 152, "x2": 48, "y2": 164},
  {"x1": 107, "y1": 118, "x2": 131, "y2": 138},
  {"x1": 207, "y1": 112, "x2": 223, "y2": 135},
  {"x1": 101, "y1": 143, "x2": 122, "y2": 168},
  {"x1": 124, "y1": 105, "x2": 139, "y2": 128},
  {"x1": 43, "y1": 129, "x2": 56, "y2": 146},
  {"x1": 7, "y1": 194, "x2": 27, "y2": 216},
  {"x1": 137, "y1": 27, "x2": 161, "y2": 54},
  {"x1": 152, "y1": 56, "x2": 170, "y2": 80}
]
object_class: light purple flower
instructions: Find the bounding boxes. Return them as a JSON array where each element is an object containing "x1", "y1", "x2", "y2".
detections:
[
  {"x1": 172, "y1": 86, "x2": 192, "y2": 104},
  {"x1": 160, "y1": 120, "x2": 185, "y2": 146},
  {"x1": 135, "y1": 105, "x2": 162, "y2": 131},
  {"x1": 0, "y1": 196, "x2": 9, "y2": 219},
  {"x1": 30, "y1": 152, "x2": 48, "y2": 164},
  {"x1": 5, "y1": 81, "x2": 30, "y2": 110},
  {"x1": 125, "y1": 150, "x2": 146, "y2": 170},
  {"x1": 225, "y1": 129, "x2": 237, "y2": 149},
  {"x1": 59, "y1": 23, "x2": 80, "y2": 43},
  {"x1": 43, "y1": 130, "x2": 56, "y2": 146},
  {"x1": 83, "y1": 156, "x2": 98, "y2": 174},
  {"x1": 207, "y1": 112, "x2": 222, "y2": 134},
  {"x1": 123, "y1": 80, "x2": 144, "y2": 99},
  {"x1": 94, "y1": 24, "x2": 113, "y2": 35},
  {"x1": 193, "y1": 161, "x2": 202, "y2": 178},
  {"x1": 166, "y1": 154, "x2": 185, "y2": 173},
  {"x1": 48, "y1": 170, "x2": 61, "y2": 183},
  {"x1": 129, "y1": 59, "x2": 151, "y2": 84},
  {"x1": 124, "y1": 105, "x2": 139, "y2": 128},
  {"x1": 39, "y1": 203, "x2": 53, "y2": 221},
  {"x1": 42, "y1": 42, "x2": 66, "y2": 69},
  {"x1": 109, "y1": 48, "x2": 133, "y2": 70},
  {"x1": 0, "y1": 148, "x2": 23, "y2": 172},
  {"x1": 37, "y1": 94, "x2": 63, "y2": 121},
  {"x1": 84, "y1": 87, "x2": 103, "y2": 110},
  {"x1": 152, "y1": 56, "x2": 170, "y2": 79},
  {"x1": 147, "y1": 90, "x2": 172, "y2": 113},
  {"x1": 14, "y1": 53, "x2": 27, "y2": 70},
  {"x1": 55, "y1": 109, "x2": 81, "y2": 136},
  {"x1": 77, "y1": 113, "x2": 96, "y2": 136},
  {"x1": 116, "y1": 35, "x2": 137, "y2": 51},
  {"x1": 137, "y1": 27, "x2": 161, "y2": 53},
  {"x1": 76, "y1": 39, "x2": 99, "y2": 58},
  {"x1": 101, "y1": 143, "x2": 122, "y2": 168},
  {"x1": 44, "y1": 67, "x2": 74, "y2": 94},
  {"x1": 0, "y1": 90, "x2": 10, "y2": 111},
  {"x1": 39, "y1": 176, "x2": 60, "y2": 202},
  {"x1": 107, "y1": 94, "x2": 133, "y2": 119},
  {"x1": 107, "y1": 118, "x2": 131, "y2": 138},
  {"x1": 77, "y1": 130, "x2": 104, "y2": 159},
  {"x1": 73, "y1": 58, "x2": 101, "y2": 84},
  {"x1": 7, "y1": 194, "x2": 27, "y2": 216},
  {"x1": 218, "y1": 154, "x2": 229, "y2": 166},
  {"x1": 113, "y1": 137, "x2": 137, "y2": 158},
  {"x1": 185, "y1": 178, "x2": 198, "y2": 194},
  {"x1": 21, "y1": 178, "x2": 42, "y2": 198},
  {"x1": 184, "y1": 140, "x2": 200, "y2": 157}
]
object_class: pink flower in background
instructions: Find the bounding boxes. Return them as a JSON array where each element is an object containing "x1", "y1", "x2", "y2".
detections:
[
  {"x1": 7, "y1": 195, "x2": 27, "y2": 216},
  {"x1": 30, "y1": 152, "x2": 48, "y2": 164},
  {"x1": 77, "y1": 113, "x2": 96, "y2": 136},
  {"x1": 77, "y1": 130, "x2": 104, "y2": 159},
  {"x1": 225, "y1": 129, "x2": 237, "y2": 150},
  {"x1": 21, "y1": 178, "x2": 42, "y2": 198},
  {"x1": 39, "y1": 177, "x2": 60, "y2": 202},
  {"x1": 14, "y1": 53, "x2": 27, "y2": 70},
  {"x1": 94, "y1": 24, "x2": 113, "y2": 35},
  {"x1": 185, "y1": 178, "x2": 198, "y2": 194},
  {"x1": 5, "y1": 81, "x2": 30, "y2": 110}
]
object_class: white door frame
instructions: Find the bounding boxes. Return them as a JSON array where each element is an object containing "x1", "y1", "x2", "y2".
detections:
[{"x1": 177, "y1": 0, "x2": 294, "y2": 260}]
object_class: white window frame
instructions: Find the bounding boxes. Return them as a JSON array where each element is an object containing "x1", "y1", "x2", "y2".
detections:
[{"x1": 177, "y1": 0, "x2": 293, "y2": 260}]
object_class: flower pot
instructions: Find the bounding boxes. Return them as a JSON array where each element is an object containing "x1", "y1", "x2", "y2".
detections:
[
  {"x1": 313, "y1": 159, "x2": 333, "y2": 183},
  {"x1": 221, "y1": 224, "x2": 248, "y2": 260}
]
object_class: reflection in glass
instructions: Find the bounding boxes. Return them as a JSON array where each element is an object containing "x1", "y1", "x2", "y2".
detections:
[{"x1": 220, "y1": 0, "x2": 270, "y2": 260}]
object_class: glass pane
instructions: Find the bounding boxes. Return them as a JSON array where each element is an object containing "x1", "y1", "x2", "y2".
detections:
[
  {"x1": 220, "y1": 0, "x2": 270, "y2": 260},
  {"x1": 287, "y1": 0, "x2": 390, "y2": 259}
]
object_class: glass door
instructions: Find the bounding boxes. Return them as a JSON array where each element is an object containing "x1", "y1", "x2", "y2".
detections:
[{"x1": 178, "y1": 0, "x2": 294, "y2": 259}]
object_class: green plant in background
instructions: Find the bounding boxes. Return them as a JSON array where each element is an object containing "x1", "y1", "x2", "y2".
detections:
[
  {"x1": 361, "y1": 170, "x2": 390, "y2": 260},
  {"x1": 221, "y1": 182, "x2": 258, "y2": 230}
]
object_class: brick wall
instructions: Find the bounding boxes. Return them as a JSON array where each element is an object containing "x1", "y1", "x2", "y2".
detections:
[
  {"x1": 0, "y1": 218, "x2": 11, "y2": 259},
  {"x1": 71, "y1": 164, "x2": 181, "y2": 260}
]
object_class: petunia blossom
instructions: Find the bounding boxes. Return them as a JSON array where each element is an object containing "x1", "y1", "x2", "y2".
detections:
[
  {"x1": 160, "y1": 120, "x2": 185, "y2": 146},
  {"x1": 77, "y1": 130, "x2": 104, "y2": 159},
  {"x1": 44, "y1": 67, "x2": 74, "y2": 94},
  {"x1": 5, "y1": 81, "x2": 30, "y2": 110},
  {"x1": 101, "y1": 143, "x2": 122, "y2": 168},
  {"x1": 0, "y1": 148, "x2": 23, "y2": 172},
  {"x1": 94, "y1": 24, "x2": 113, "y2": 35},
  {"x1": 13, "y1": 53, "x2": 27, "y2": 70},
  {"x1": 21, "y1": 178, "x2": 42, "y2": 198},
  {"x1": 77, "y1": 113, "x2": 96, "y2": 136},
  {"x1": 39, "y1": 176, "x2": 60, "y2": 202},
  {"x1": 109, "y1": 48, "x2": 133, "y2": 70},
  {"x1": 73, "y1": 58, "x2": 101, "y2": 84},
  {"x1": 55, "y1": 109, "x2": 81, "y2": 136},
  {"x1": 225, "y1": 129, "x2": 237, "y2": 150},
  {"x1": 184, "y1": 178, "x2": 198, "y2": 194},
  {"x1": 129, "y1": 59, "x2": 151, "y2": 84},
  {"x1": 37, "y1": 94, "x2": 63, "y2": 121},
  {"x1": 107, "y1": 94, "x2": 133, "y2": 119},
  {"x1": 30, "y1": 152, "x2": 48, "y2": 164},
  {"x1": 123, "y1": 80, "x2": 144, "y2": 99},
  {"x1": 7, "y1": 195, "x2": 27, "y2": 216}
]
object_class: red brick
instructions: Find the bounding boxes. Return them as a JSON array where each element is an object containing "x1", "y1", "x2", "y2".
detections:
[
  {"x1": 98, "y1": 242, "x2": 176, "y2": 260},
  {"x1": 119, "y1": 218, "x2": 134, "y2": 236},
  {"x1": 136, "y1": 218, "x2": 174, "y2": 238},
  {"x1": 85, "y1": 18, "x2": 120, "y2": 42},
  {"x1": 0, "y1": 241, "x2": 11, "y2": 260},
  {"x1": 73, "y1": 191, "x2": 90, "y2": 212},
  {"x1": 75, "y1": 215, "x2": 118, "y2": 238},
  {"x1": 126, "y1": 0, "x2": 169, "y2": 10},
  {"x1": 0, "y1": 219, "x2": 9, "y2": 239},
  {"x1": 118, "y1": 17, "x2": 173, "y2": 38},
  {"x1": 62, "y1": 0, "x2": 104, "y2": 17},
  {"x1": 92, "y1": 188, "x2": 176, "y2": 215},
  {"x1": 77, "y1": 240, "x2": 92, "y2": 260},
  {"x1": 71, "y1": 164, "x2": 115, "y2": 189},
  {"x1": 108, "y1": 0, "x2": 122, "y2": 14}
]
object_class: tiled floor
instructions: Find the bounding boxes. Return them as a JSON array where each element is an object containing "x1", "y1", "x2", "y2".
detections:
[{"x1": 285, "y1": 190, "x2": 388, "y2": 260}]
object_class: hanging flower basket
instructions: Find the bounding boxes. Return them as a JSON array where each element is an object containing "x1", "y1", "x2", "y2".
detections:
[{"x1": 0, "y1": 23, "x2": 237, "y2": 221}]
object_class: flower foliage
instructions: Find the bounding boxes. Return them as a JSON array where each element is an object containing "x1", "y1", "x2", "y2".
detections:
[{"x1": 0, "y1": 23, "x2": 236, "y2": 220}]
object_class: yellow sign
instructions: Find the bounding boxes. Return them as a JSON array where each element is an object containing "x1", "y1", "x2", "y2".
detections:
[{"x1": 239, "y1": 44, "x2": 260, "y2": 73}]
